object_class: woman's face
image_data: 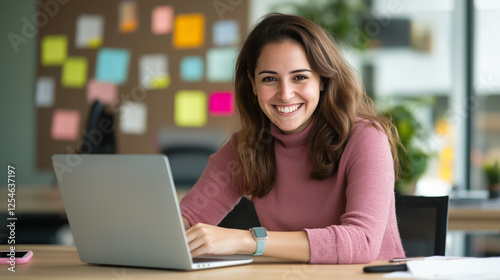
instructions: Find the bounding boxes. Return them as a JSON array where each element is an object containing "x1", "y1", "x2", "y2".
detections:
[{"x1": 249, "y1": 40, "x2": 322, "y2": 134}]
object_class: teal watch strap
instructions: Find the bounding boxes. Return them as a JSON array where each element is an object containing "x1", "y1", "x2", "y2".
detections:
[{"x1": 251, "y1": 227, "x2": 267, "y2": 256}]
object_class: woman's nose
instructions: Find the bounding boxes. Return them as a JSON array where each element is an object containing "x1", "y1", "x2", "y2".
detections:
[{"x1": 278, "y1": 81, "x2": 295, "y2": 101}]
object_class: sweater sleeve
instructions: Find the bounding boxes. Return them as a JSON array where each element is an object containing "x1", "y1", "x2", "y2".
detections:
[
  {"x1": 180, "y1": 134, "x2": 244, "y2": 227},
  {"x1": 304, "y1": 124, "x2": 396, "y2": 264}
]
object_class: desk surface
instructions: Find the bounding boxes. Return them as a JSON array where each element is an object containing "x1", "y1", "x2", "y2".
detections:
[{"x1": 0, "y1": 245, "x2": 407, "y2": 280}]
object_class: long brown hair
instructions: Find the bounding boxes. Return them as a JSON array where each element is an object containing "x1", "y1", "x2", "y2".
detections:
[{"x1": 234, "y1": 13, "x2": 401, "y2": 198}]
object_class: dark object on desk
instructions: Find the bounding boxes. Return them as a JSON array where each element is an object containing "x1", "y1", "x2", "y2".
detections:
[
  {"x1": 79, "y1": 100, "x2": 116, "y2": 154},
  {"x1": 396, "y1": 195, "x2": 449, "y2": 257},
  {"x1": 363, "y1": 263, "x2": 407, "y2": 273}
]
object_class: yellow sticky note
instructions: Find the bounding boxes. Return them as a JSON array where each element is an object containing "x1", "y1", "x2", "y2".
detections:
[
  {"x1": 173, "y1": 13, "x2": 204, "y2": 49},
  {"x1": 87, "y1": 37, "x2": 103, "y2": 48},
  {"x1": 41, "y1": 35, "x2": 67, "y2": 66},
  {"x1": 150, "y1": 75, "x2": 170, "y2": 89},
  {"x1": 62, "y1": 57, "x2": 88, "y2": 88},
  {"x1": 174, "y1": 90, "x2": 207, "y2": 127}
]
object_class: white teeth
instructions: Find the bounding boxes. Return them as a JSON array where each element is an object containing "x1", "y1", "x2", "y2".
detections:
[{"x1": 276, "y1": 104, "x2": 300, "y2": 113}]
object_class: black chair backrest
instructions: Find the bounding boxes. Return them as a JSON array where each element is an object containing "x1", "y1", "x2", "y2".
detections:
[
  {"x1": 395, "y1": 195, "x2": 449, "y2": 257},
  {"x1": 162, "y1": 145, "x2": 216, "y2": 187}
]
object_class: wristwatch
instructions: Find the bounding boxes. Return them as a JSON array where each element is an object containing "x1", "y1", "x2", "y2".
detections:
[{"x1": 250, "y1": 227, "x2": 268, "y2": 256}]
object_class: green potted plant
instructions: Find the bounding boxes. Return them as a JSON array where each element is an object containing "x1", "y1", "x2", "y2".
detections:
[
  {"x1": 379, "y1": 99, "x2": 434, "y2": 194},
  {"x1": 483, "y1": 160, "x2": 500, "y2": 199},
  {"x1": 274, "y1": 0, "x2": 368, "y2": 50}
]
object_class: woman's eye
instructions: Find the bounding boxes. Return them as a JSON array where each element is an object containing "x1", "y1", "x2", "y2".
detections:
[
  {"x1": 262, "y1": 76, "x2": 277, "y2": 82},
  {"x1": 294, "y1": 75, "x2": 308, "y2": 81}
]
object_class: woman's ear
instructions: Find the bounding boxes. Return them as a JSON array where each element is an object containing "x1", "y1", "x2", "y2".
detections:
[{"x1": 247, "y1": 71, "x2": 257, "y2": 94}]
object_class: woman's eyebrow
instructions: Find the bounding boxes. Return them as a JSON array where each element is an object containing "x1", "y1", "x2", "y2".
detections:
[
  {"x1": 257, "y1": 69, "x2": 312, "y2": 75},
  {"x1": 258, "y1": 70, "x2": 277, "y2": 75}
]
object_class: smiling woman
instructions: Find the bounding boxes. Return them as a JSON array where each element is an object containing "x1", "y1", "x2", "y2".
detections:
[{"x1": 179, "y1": 13, "x2": 405, "y2": 264}]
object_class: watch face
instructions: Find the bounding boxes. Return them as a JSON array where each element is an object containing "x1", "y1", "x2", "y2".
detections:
[{"x1": 254, "y1": 227, "x2": 267, "y2": 238}]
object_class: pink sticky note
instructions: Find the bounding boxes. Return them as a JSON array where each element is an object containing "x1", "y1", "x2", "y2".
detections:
[
  {"x1": 87, "y1": 79, "x2": 118, "y2": 105},
  {"x1": 209, "y1": 92, "x2": 234, "y2": 116},
  {"x1": 51, "y1": 109, "x2": 81, "y2": 141},
  {"x1": 152, "y1": 6, "x2": 174, "y2": 35}
]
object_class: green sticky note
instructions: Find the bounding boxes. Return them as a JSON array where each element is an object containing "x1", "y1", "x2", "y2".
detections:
[
  {"x1": 174, "y1": 90, "x2": 207, "y2": 127},
  {"x1": 41, "y1": 35, "x2": 67, "y2": 66},
  {"x1": 62, "y1": 57, "x2": 88, "y2": 88}
]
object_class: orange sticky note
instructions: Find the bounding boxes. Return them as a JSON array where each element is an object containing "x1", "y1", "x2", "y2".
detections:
[
  {"x1": 119, "y1": 1, "x2": 138, "y2": 33},
  {"x1": 173, "y1": 13, "x2": 204, "y2": 49},
  {"x1": 152, "y1": 5, "x2": 174, "y2": 35},
  {"x1": 51, "y1": 109, "x2": 81, "y2": 141}
]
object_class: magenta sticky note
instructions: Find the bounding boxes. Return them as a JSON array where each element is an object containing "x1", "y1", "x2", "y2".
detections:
[
  {"x1": 87, "y1": 79, "x2": 118, "y2": 105},
  {"x1": 152, "y1": 5, "x2": 174, "y2": 35},
  {"x1": 209, "y1": 92, "x2": 234, "y2": 116},
  {"x1": 51, "y1": 109, "x2": 81, "y2": 141}
]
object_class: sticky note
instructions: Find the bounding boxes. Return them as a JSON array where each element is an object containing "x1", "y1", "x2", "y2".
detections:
[
  {"x1": 150, "y1": 76, "x2": 170, "y2": 89},
  {"x1": 209, "y1": 92, "x2": 234, "y2": 116},
  {"x1": 75, "y1": 15, "x2": 104, "y2": 48},
  {"x1": 174, "y1": 91, "x2": 207, "y2": 127},
  {"x1": 152, "y1": 5, "x2": 174, "y2": 35},
  {"x1": 61, "y1": 57, "x2": 88, "y2": 88},
  {"x1": 87, "y1": 79, "x2": 118, "y2": 105},
  {"x1": 173, "y1": 13, "x2": 204, "y2": 49},
  {"x1": 96, "y1": 48, "x2": 130, "y2": 84},
  {"x1": 120, "y1": 101, "x2": 147, "y2": 134},
  {"x1": 213, "y1": 20, "x2": 239, "y2": 46},
  {"x1": 35, "y1": 77, "x2": 55, "y2": 107},
  {"x1": 139, "y1": 54, "x2": 169, "y2": 89},
  {"x1": 119, "y1": 0, "x2": 138, "y2": 33},
  {"x1": 51, "y1": 109, "x2": 81, "y2": 141},
  {"x1": 41, "y1": 35, "x2": 67, "y2": 66},
  {"x1": 180, "y1": 56, "x2": 203, "y2": 81},
  {"x1": 206, "y1": 47, "x2": 238, "y2": 82}
]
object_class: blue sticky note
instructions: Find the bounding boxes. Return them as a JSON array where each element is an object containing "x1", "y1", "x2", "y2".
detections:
[
  {"x1": 206, "y1": 48, "x2": 238, "y2": 82},
  {"x1": 180, "y1": 56, "x2": 203, "y2": 81},
  {"x1": 95, "y1": 48, "x2": 130, "y2": 84},
  {"x1": 213, "y1": 20, "x2": 239, "y2": 46}
]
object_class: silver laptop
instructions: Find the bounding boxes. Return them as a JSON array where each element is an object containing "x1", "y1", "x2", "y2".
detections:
[{"x1": 52, "y1": 154, "x2": 253, "y2": 270}]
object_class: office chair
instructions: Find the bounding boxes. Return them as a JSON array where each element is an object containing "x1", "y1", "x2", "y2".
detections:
[
  {"x1": 162, "y1": 145, "x2": 216, "y2": 187},
  {"x1": 162, "y1": 144, "x2": 261, "y2": 230},
  {"x1": 395, "y1": 195, "x2": 449, "y2": 257},
  {"x1": 218, "y1": 197, "x2": 261, "y2": 230}
]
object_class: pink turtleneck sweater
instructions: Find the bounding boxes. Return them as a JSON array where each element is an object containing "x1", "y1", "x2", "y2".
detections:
[{"x1": 180, "y1": 120, "x2": 405, "y2": 264}]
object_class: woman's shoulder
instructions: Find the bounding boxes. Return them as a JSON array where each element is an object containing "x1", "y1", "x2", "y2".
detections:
[{"x1": 349, "y1": 118, "x2": 389, "y2": 145}]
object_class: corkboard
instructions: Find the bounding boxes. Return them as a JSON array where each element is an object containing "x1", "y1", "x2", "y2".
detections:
[{"x1": 35, "y1": 0, "x2": 248, "y2": 169}]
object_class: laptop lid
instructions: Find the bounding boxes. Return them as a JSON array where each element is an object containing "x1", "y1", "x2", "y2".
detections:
[{"x1": 52, "y1": 154, "x2": 252, "y2": 270}]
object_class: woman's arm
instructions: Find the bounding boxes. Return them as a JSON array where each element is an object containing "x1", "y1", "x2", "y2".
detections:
[{"x1": 185, "y1": 222, "x2": 310, "y2": 262}]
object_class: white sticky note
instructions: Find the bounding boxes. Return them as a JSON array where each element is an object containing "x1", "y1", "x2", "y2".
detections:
[
  {"x1": 75, "y1": 15, "x2": 104, "y2": 48},
  {"x1": 35, "y1": 77, "x2": 55, "y2": 107},
  {"x1": 139, "y1": 54, "x2": 169, "y2": 89},
  {"x1": 120, "y1": 101, "x2": 147, "y2": 134}
]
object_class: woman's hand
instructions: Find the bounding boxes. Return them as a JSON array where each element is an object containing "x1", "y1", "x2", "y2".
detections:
[{"x1": 185, "y1": 223, "x2": 256, "y2": 257}]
